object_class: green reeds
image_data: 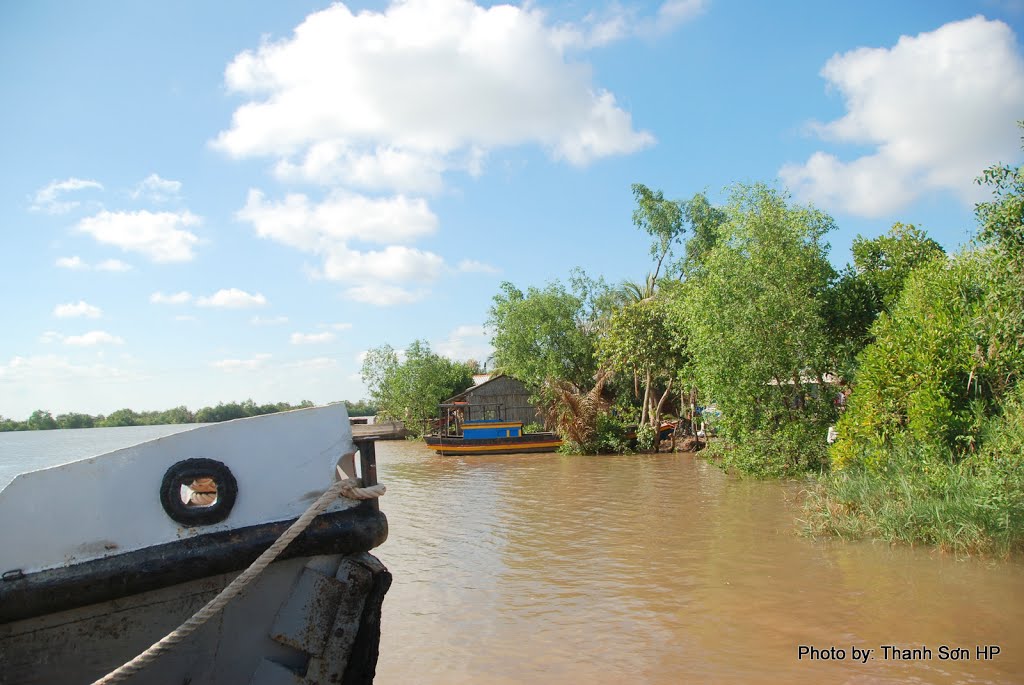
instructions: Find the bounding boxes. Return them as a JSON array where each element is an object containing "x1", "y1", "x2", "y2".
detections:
[{"x1": 803, "y1": 447, "x2": 1024, "y2": 558}]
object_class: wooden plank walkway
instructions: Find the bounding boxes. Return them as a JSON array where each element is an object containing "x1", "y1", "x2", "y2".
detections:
[{"x1": 351, "y1": 420, "x2": 408, "y2": 440}]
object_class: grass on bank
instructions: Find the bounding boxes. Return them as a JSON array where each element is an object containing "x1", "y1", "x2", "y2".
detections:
[
  {"x1": 688, "y1": 400, "x2": 1024, "y2": 557},
  {"x1": 802, "y1": 438, "x2": 1024, "y2": 558}
]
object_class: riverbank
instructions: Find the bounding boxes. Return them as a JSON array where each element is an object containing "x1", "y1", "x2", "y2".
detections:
[
  {"x1": 802, "y1": 454, "x2": 1024, "y2": 558},
  {"x1": 802, "y1": 385, "x2": 1024, "y2": 558},
  {"x1": 678, "y1": 429, "x2": 1024, "y2": 558}
]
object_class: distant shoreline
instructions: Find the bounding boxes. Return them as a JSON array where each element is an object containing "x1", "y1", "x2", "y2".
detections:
[{"x1": 0, "y1": 399, "x2": 377, "y2": 432}]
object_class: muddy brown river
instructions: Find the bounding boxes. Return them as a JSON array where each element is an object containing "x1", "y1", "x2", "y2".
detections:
[{"x1": 372, "y1": 440, "x2": 1024, "y2": 684}]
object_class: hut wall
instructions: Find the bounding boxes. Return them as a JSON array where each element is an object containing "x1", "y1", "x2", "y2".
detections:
[{"x1": 463, "y1": 376, "x2": 542, "y2": 426}]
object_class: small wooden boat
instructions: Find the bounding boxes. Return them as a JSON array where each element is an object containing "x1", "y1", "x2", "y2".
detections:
[
  {"x1": 424, "y1": 403, "x2": 561, "y2": 456},
  {"x1": 424, "y1": 426, "x2": 563, "y2": 456},
  {"x1": 625, "y1": 421, "x2": 679, "y2": 443}
]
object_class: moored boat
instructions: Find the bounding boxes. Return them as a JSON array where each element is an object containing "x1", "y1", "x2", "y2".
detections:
[
  {"x1": 424, "y1": 402, "x2": 562, "y2": 456},
  {"x1": 625, "y1": 420, "x2": 679, "y2": 443},
  {"x1": 0, "y1": 403, "x2": 389, "y2": 684}
]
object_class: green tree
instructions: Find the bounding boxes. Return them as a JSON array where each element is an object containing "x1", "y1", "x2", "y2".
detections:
[
  {"x1": 156, "y1": 406, "x2": 193, "y2": 424},
  {"x1": 631, "y1": 183, "x2": 686, "y2": 281},
  {"x1": 680, "y1": 192, "x2": 726, "y2": 280},
  {"x1": 462, "y1": 359, "x2": 485, "y2": 375},
  {"x1": 55, "y1": 412, "x2": 96, "y2": 429},
  {"x1": 974, "y1": 123, "x2": 1024, "y2": 391},
  {"x1": 825, "y1": 223, "x2": 945, "y2": 378},
  {"x1": 344, "y1": 399, "x2": 378, "y2": 417},
  {"x1": 976, "y1": 122, "x2": 1024, "y2": 267},
  {"x1": 360, "y1": 340, "x2": 474, "y2": 437},
  {"x1": 488, "y1": 279, "x2": 601, "y2": 392},
  {"x1": 597, "y1": 297, "x2": 684, "y2": 448},
  {"x1": 831, "y1": 254, "x2": 993, "y2": 471},
  {"x1": 27, "y1": 409, "x2": 58, "y2": 430},
  {"x1": 360, "y1": 345, "x2": 402, "y2": 421},
  {"x1": 617, "y1": 273, "x2": 657, "y2": 305},
  {"x1": 102, "y1": 408, "x2": 140, "y2": 427},
  {"x1": 688, "y1": 184, "x2": 837, "y2": 474},
  {"x1": 0, "y1": 416, "x2": 26, "y2": 431},
  {"x1": 851, "y1": 223, "x2": 946, "y2": 311}
]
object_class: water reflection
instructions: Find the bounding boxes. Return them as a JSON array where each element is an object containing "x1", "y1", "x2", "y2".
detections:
[{"x1": 374, "y1": 441, "x2": 1024, "y2": 684}]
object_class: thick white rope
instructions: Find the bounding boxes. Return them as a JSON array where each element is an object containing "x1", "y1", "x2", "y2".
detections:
[{"x1": 92, "y1": 472, "x2": 385, "y2": 685}]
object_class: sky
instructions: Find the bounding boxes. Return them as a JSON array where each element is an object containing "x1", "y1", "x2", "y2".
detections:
[{"x1": 2, "y1": 0, "x2": 1023, "y2": 420}]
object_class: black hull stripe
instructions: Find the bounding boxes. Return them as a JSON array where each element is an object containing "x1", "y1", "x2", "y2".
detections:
[{"x1": 0, "y1": 503, "x2": 387, "y2": 625}]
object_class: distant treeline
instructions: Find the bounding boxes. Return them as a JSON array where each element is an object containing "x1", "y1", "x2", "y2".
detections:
[{"x1": 0, "y1": 399, "x2": 378, "y2": 432}]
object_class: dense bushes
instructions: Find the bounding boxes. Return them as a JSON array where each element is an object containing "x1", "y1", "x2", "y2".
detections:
[
  {"x1": 806, "y1": 134, "x2": 1024, "y2": 555},
  {"x1": 707, "y1": 418, "x2": 829, "y2": 477},
  {"x1": 830, "y1": 254, "x2": 993, "y2": 470},
  {"x1": 806, "y1": 388, "x2": 1024, "y2": 556},
  {"x1": 810, "y1": 251, "x2": 1024, "y2": 556}
]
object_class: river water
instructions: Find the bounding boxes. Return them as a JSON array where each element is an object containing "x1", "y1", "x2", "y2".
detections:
[
  {"x1": 2, "y1": 429, "x2": 1021, "y2": 683},
  {"x1": 372, "y1": 440, "x2": 1024, "y2": 685}
]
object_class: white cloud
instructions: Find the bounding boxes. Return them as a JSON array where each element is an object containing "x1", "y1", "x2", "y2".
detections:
[
  {"x1": 214, "y1": 0, "x2": 655, "y2": 186},
  {"x1": 319, "y1": 322, "x2": 353, "y2": 331},
  {"x1": 286, "y1": 357, "x2": 338, "y2": 370},
  {"x1": 132, "y1": 173, "x2": 182, "y2": 202},
  {"x1": 433, "y1": 324, "x2": 493, "y2": 363},
  {"x1": 457, "y1": 258, "x2": 499, "y2": 274},
  {"x1": 211, "y1": 353, "x2": 271, "y2": 371},
  {"x1": 64, "y1": 330, "x2": 124, "y2": 346},
  {"x1": 239, "y1": 189, "x2": 446, "y2": 293},
  {"x1": 150, "y1": 291, "x2": 193, "y2": 305},
  {"x1": 239, "y1": 188, "x2": 438, "y2": 249},
  {"x1": 250, "y1": 315, "x2": 289, "y2": 326},
  {"x1": 55, "y1": 256, "x2": 132, "y2": 271},
  {"x1": 273, "y1": 143, "x2": 452, "y2": 193},
  {"x1": 55, "y1": 256, "x2": 86, "y2": 270},
  {"x1": 342, "y1": 284, "x2": 429, "y2": 306},
  {"x1": 290, "y1": 331, "x2": 336, "y2": 345},
  {"x1": 222, "y1": 1, "x2": 685, "y2": 306},
  {"x1": 95, "y1": 259, "x2": 132, "y2": 272},
  {"x1": 0, "y1": 355, "x2": 139, "y2": 383},
  {"x1": 77, "y1": 209, "x2": 201, "y2": 262},
  {"x1": 553, "y1": 0, "x2": 706, "y2": 50},
  {"x1": 657, "y1": 0, "x2": 706, "y2": 26},
  {"x1": 780, "y1": 16, "x2": 1024, "y2": 217},
  {"x1": 196, "y1": 288, "x2": 267, "y2": 308},
  {"x1": 320, "y1": 245, "x2": 445, "y2": 283},
  {"x1": 53, "y1": 300, "x2": 102, "y2": 318},
  {"x1": 39, "y1": 331, "x2": 62, "y2": 344},
  {"x1": 31, "y1": 178, "x2": 103, "y2": 214}
]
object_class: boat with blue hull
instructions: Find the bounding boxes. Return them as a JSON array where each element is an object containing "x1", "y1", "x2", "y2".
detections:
[{"x1": 424, "y1": 403, "x2": 562, "y2": 456}]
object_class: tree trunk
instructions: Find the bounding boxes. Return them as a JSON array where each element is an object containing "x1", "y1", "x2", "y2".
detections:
[
  {"x1": 640, "y1": 371, "x2": 651, "y2": 428},
  {"x1": 651, "y1": 378, "x2": 673, "y2": 453}
]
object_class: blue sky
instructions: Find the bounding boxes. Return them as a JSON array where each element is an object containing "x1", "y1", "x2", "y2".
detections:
[{"x1": 2, "y1": 0, "x2": 1023, "y2": 419}]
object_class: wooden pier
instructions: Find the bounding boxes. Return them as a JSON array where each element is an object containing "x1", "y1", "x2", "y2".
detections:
[{"x1": 350, "y1": 419, "x2": 408, "y2": 440}]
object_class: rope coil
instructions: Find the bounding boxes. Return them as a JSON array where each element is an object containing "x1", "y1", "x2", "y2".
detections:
[{"x1": 92, "y1": 471, "x2": 384, "y2": 685}]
